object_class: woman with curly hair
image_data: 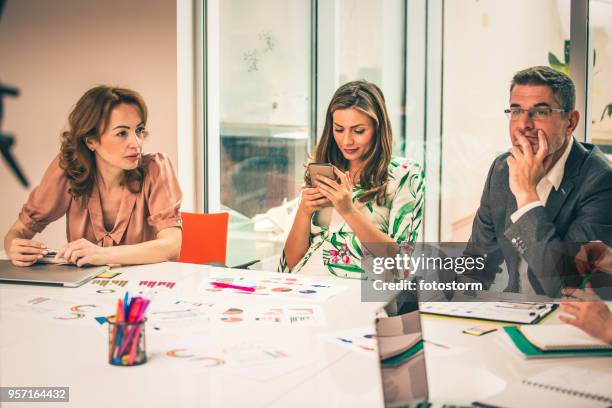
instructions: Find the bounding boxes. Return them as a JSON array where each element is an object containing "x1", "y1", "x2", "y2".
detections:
[
  {"x1": 281, "y1": 80, "x2": 424, "y2": 279},
  {"x1": 3, "y1": 86, "x2": 182, "y2": 267}
]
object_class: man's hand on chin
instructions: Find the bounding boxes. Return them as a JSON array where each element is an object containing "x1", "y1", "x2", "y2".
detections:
[{"x1": 507, "y1": 129, "x2": 548, "y2": 208}]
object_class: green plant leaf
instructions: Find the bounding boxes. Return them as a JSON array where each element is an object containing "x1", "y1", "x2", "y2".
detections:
[
  {"x1": 601, "y1": 103, "x2": 612, "y2": 122},
  {"x1": 548, "y1": 52, "x2": 563, "y2": 67},
  {"x1": 548, "y1": 50, "x2": 569, "y2": 74}
]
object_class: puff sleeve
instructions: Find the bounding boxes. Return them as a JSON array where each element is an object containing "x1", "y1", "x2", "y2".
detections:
[
  {"x1": 144, "y1": 153, "x2": 183, "y2": 234},
  {"x1": 387, "y1": 158, "x2": 425, "y2": 245},
  {"x1": 19, "y1": 155, "x2": 72, "y2": 233}
]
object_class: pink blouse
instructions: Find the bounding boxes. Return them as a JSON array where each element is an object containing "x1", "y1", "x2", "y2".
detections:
[{"x1": 19, "y1": 153, "x2": 182, "y2": 247}]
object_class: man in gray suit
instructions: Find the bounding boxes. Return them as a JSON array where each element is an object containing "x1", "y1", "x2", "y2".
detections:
[{"x1": 461, "y1": 66, "x2": 612, "y2": 297}]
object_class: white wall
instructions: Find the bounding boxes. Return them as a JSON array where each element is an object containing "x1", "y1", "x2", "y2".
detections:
[{"x1": 0, "y1": 0, "x2": 177, "y2": 248}]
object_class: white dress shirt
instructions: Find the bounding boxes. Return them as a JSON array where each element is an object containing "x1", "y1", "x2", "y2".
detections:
[{"x1": 510, "y1": 137, "x2": 574, "y2": 293}]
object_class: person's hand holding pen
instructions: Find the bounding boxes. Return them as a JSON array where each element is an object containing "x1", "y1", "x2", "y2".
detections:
[
  {"x1": 575, "y1": 241, "x2": 612, "y2": 276},
  {"x1": 562, "y1": 241, "x2": 612, "y2": 297},
  {"x1": 559, "y1": 286, "x2": 612, "y2": 344}
]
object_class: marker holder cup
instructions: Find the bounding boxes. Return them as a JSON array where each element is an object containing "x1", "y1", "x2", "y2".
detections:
[{"x1": 107, "y1": 315, "x2": 147, "y2": 366}]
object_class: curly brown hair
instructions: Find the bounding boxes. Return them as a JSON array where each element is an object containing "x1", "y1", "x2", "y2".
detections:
[
  {"x1": 307, "y1": 80, "x2": 393, "y2": 206},
  {"x1": 59, "y1": 86, "x2": 149, "y2": 198}
]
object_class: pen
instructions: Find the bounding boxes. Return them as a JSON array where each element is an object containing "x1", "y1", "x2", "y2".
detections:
[
  {"x1": 113, "y1": 299, "x2": 125, "y2": 363},
  {"x1": 580, "y1": 271, "x2": 591, "y2": 290},
  {"x1": 128, "y1": 299, "x2": 150, "y2": 364},
  {"x1": 124, "y1": 292, "x2": 129, "y2": 318},
  {"x1": 425, "y1": 340, "x2": 450, "y2": 350},
  {"x1": 109, "y1": 299, "x2": 123, "y2": 361},
  {"x1": 117, "y1": 298, "x2": 143, "y2": 356},
  {"x1": 494, "y1": 303, "x2": 539, "y2": 310},
  {"x1": 493, "y1": 306, "x2": 537, "y2": 315},
  {"x1": 210, "y1": 281, "x2": 255, "y2": 292}
]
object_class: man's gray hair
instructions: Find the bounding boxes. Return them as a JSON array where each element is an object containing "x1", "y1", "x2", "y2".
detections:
[{"x1": 510, "y1": 66, "x2": 576, "y2": 111}]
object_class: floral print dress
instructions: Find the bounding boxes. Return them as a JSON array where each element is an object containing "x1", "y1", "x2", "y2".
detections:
[{"x1": 278, "y1": 157, "x2": 425, "y2": 279}]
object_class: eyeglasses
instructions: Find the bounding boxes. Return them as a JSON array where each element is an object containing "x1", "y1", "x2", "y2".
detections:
[
  {"x1": 504, "y1": 107, "x2": 567, "y2": 121},
  {"x1": 135, "y1": 126, "x2": 148, "y2": 138}
]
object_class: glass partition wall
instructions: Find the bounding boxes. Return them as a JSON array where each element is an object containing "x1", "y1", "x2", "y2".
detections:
[
  {"x1": 202, "y1": 0, "x2": 598, "y2": 268},
  {"x1": 218, "y1": 0, "x2": 312, "y2": 267},
  {"x1": 439, "y1": 0, "x2": 572, "y2": 241},
  {"x1": 590, "y1": 0, "x2": 612, "y2": 157},
  {"x1": 210, "y1": 0, "x2": 411, "y2": 267}
]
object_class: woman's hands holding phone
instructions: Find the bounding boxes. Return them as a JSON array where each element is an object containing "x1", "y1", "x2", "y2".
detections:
[
  {"x1": 315, "y1": 167, "x2": 355, "y2": 216},
  {"x1": 298, "y1": 188, "x2": 331, "y2": 216}
]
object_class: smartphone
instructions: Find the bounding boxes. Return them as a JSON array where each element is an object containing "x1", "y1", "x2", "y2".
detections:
[
  {"x1": 36, "y1": 249, "x2": 71, "y2": 265},
  {"x1": 44, "y1": 249, "x2": 59, "y2": 257},
  {"x1": 307, "y1": 163, "x2": 338, "y2": 187}
]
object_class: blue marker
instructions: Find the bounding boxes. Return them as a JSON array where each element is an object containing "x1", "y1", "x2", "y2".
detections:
[{"x1": 124, "y1": 291, "x2": 129, "y2": 317}]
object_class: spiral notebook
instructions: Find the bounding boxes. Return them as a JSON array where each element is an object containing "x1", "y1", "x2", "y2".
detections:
[
  {"x1": 502, "y1": 326, "x2": 612, "y2": 359},
  {"x1": 519, "y1": 325, "x2": 612, "y2": 351},
  {"x1": 477, "y1": 367, "x2": 612, "y2": 408}
]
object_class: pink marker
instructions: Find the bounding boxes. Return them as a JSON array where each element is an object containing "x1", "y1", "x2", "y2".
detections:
[
  {"x1": 210, "y1": 282, "x2": 255, "y2": 292},
  {"x1": 127, "y1": 299, "x2": 151, "y2": 365}
]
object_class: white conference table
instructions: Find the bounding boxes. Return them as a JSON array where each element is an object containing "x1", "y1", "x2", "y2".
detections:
[{"x1": 0, "y1": 261, "x2": 610, "y2": 407}]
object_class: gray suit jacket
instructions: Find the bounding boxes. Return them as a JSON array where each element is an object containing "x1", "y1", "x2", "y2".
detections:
[{"x1": 461, "y1": 139, "x2": 612, "y2": 297}]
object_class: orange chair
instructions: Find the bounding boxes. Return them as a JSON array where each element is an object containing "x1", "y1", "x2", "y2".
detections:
[{"x1": 178, "y1": 212, "x2": 229, "y2": 265}]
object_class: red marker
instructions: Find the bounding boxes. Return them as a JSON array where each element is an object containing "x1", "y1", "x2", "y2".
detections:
[{"x1": 210, "y1": 282, "x2": 255, "y2": 292}]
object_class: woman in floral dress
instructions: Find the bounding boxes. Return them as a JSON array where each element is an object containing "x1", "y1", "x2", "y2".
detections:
[{"x1": 280, "y1": 80, "x2": 424, "y2": 279}]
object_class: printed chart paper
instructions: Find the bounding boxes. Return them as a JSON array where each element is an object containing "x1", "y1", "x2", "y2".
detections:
[{"x1": 201, "y1": 272, "x2": 345, "y2": 302}]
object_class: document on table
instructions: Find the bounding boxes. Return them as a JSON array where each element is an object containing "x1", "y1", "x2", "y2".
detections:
[
  {"x1": 146, "y1": 298, "x2": 215, "y2": 331},
  {"x1": 133, "y1": 295, "x2": 326, "y2": 329},
  {"x1": 1, "y1": 294, "x2": 115, "y2": 322},
  {"x1": 420, "y1": 301, "x2": 555, "y2": 324},
  {"x1": 476, "y1": 367, "x2": 612, "y2": 408},
  {"x1": 159, "y1": 337, "x2": 316, "y2": 381},
  {"x1": 209, "y1": 304, "x2": 325, "y2": 326},
  {"x1": 201, "y1": 271, "x2": 346, "y2": 302},
  {"x1": 77, "y1": 278, "x2": 182, "y2": 296},
  {"x1": 321, "y1": 326, "x2": 378, "y2": 356}
]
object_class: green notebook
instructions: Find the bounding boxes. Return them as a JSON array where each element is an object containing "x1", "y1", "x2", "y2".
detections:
[
  {"x1": 503, "y1": 326, "x2": 612, "y2": 359},
  {"x1": 381, "y1": 340, "x2": 424, "y2": 367}
]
